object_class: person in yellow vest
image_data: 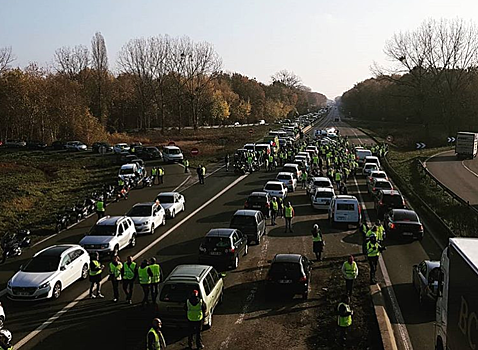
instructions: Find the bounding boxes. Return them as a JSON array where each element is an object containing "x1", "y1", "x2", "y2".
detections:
[
  {"x1": 146, "y1": 318, "x2": 166, "y2": 350},
  {"x1": 341, "y1": 255, "x2": 358, "y2": 298},
  {"x1": 375, "y1": 220, "x2": 385, "y2": 244},
  {"x1": 335, "y1": 171, "x2": 342, "y2": 189},
  {"x1": 109, "y1": 255, "x2": 123, "y2": 302},
  {"x1": 183, "y1": 159, "x2": 190, "y2": 173},
  {"x1": 201, "y1": 165, "x2": 206, "y2": 184},
  {"x1": 158, "y1": 167, "x2": 164, "y2": 184},
  {"x1": 311, "y1": 224, "x2": 324, "y2": 261},
  {"x1": 337, "y1": 295, "x2": 353, "y2": 345},
  {"x1": 151, "y1": 167, "x2": 158, "y2": 185},
  {"x1": 138, "y1": 259, "x2": 153, "y2": 308},
  {"x1": 96, "y1": 196, "x2": 105, "y2": 220},
  {"x1": 284, "y1": 202, "x2": 295, "y2": 233},
  {"x1": 149, "y1": 257, "x2": 163, "y2": 303},
  {"x1": 89, "y1": 252, "x2": 104, "y2": 299},
  {"x1": 367, "y1": 235, "x2": 385, "y2": 284},
  {"x1": 122, "y1": 255, "x2": 137, "y2": 304},
  {"x1": 184, "y1": 290, "x2": 206, "y2": 349}
]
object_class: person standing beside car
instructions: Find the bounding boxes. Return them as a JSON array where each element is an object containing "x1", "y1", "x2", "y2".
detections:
[
  {"x1": 89, "y1": 252, "x2": 104, "y2": 299},
  {"x1": 270, "y1": 197, "x2": 278, "y2": 226},
  {"x1": 149, "y1": 257, "x2": 163, "y2": 304},
  {"x1": 311, "y1": 224, "x2": 324, "y2": 261},
  {"x1": 138, "y1": 259, "x2": 153, "y2": 308},
  {"x1": 122, "y1": 255, "x2": 137, "y2": 304},
  {"x1": 146, "y1": 318, "x2": 166, "y2": 350},
  {"x1": 185, "y1": 290, "x2": 206, "y2": 350},
  {"x1": 96, "y1": 196, "x2": 105, "y2": 220},
  {"x1": 109, "y1": 255, "x2": 123, "y2": 302}
]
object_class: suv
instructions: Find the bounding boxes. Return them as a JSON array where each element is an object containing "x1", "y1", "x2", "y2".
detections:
[
  {"x1": 230, "y1": 210, "x2": 267, "y2": 245},
  {"x1": 311, "y1": 187, "x2": 335, "y2": 210},
  {"x1": 126, "y1": 202, "x2": 166, "y2": 235},
  {"x1": 158, "y1": 265, "x2": 224, "y2": 328},
  {"x1": 244, "y1": 192, "x2": 271, "y2": 218},
  {"x1": 162, "y1": 146, "x2": 184, "y2": 163},
  {"x1": 374, "y1": 190, "x2": 406, "y2": 219},
  {"x1": 369, "y1": 178, "x2": 393, "y2": 196},
  {"x1": 263, "y1": 181, "x2": 287, "y2": 199},
  {"x1": 198, "y1": 228, "x2": 248, "y2": 269},
  {"x1": 79, "y1": 216, "x2": 137, "y2": 257},
  {"x1": 276, "y1": 172, "x2": 297, "y2": 192}
]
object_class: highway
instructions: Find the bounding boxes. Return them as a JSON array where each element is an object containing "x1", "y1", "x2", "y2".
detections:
[{"x1": 1, "y1": 110, "x2": 443, "y2": 350}]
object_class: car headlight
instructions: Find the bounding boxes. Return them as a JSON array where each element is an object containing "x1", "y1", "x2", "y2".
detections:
[
  {"x1": 39, "y1": 281, "x2": 50, "y2": 289},
  {"x1": 100, "y1": 244, "x2": 109, "y2": 249}
]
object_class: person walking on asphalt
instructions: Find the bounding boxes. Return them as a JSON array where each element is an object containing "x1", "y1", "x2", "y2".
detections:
[
  {"x1": 366, "y1": 235, "x2": 385, "y2": 284},
  {"x1": 270, "y1": 197, "x2": 278, "y2": 226},
  {"x1": 151, "y1": 167, "x2": 158, "y2": 185},
  {"x1": 196, "y1": 165, "x2": 204, "y2": 184},
  {"x1": 158, "y1": 167, "x2": 164, "y2": 184},
  {"x1": 277, "y1": 197, "x2": 284, "y2": 218},
  {"x1": 149, "y1": 257, "x2": 163, "y2": 303},
  {"x1": 96, "y1": 196, "x2": 105, "y2": 220},
  {"x1": 337, "y1": 295, "x2": 353, "y2": 346},
  {"x1": 284, "y1": 202, "x2": 295, "y2": 233},
  {"x1": 342, "y1": 255, "x2": 358, "y2": 298},
  {"x1": 122, "y1": 255, "x2": 137, "y2": 304},
  {"x1": 138, "y1": 259, "x2": 153, "y2": 308},
  {"x1": 183, "y1": 159, "x2": 190, "y2": 173},
  {"x1": 185, "y1": 290, "x2": 206, "y2": 349},
  {"x1": 201, "y1": 165, "x2": 206, "y2": 184},
  {"x1": 109, "y1": 255, "x2": 123, "y2": 302},
  {"x1": 89, "y1": 252, "x2": 104, "y2": 299},
  {"x1": 225, "y1": 154, "x2": 230, "y2": 172},
  {"x1": 146, "y1": 318, "x2": 166, "y2": 350},
  {"x1": 311, "y1": 224, "x2": 324, "y2": 261}
]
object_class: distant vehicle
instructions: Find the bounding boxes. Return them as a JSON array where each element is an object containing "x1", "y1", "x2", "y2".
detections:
[
  {"x1": 311, "y1": 187, "x2": 335, "y2": 210},
  {"x1": 356, "y1": 149, "x2": 373, "y2": 166},
  {"x1": 92, "y1": 142, "x2": 113, "y2": 153},
  {"x1": 412, "y1": 260, "x2": 440, "y2": 304},
  {"x1": 155, "y1": 192, "x2": 185, "y2": 218},
  {"x1": 276, "y1": 172, "x2": 297, "y2": 192},
  {"x1": 266, "y1": 254, "x2": 312, "y2": 300},
  {"x1": 65, "y1": 141, "x2": 87, "y2": 151},
  {"x1": 198, "y1": 228, "x2": 248, "y2": 269},
  {"x1": 374, "y1": 189, "x2": 406, "y2": 219},
  {"x1": 282, "y1": 163, "x2": 302, "y2": 180},
  {"x1": 435, "y1": 238, "x2": 478, "y2": 350},
  {"x1": 369, "y1": 178, "x2": 393, "y2": 196},
  {"x1": 328, "y1": 195, "x2": 361, "y2": 227},
  {"x1": 305, "y1": 145, "x2": 318, "y2": 154},
  {"x1": 306, "y1": 176, "x2": 333, "y2": 195},
  {"x1": 255, "y1": 143, "x2": 271, "y2": 155},
  {"x1": 243, "y1": 143, "x2": 256, "y2": 152},
  {"x1": 3, "y1": 140, "x2": 26, "y2": 148},
  {"x1": 7, "y1": 245, "x2": 90, "y2": 300},
  {"x1": 118, "y1": 163, "x2": 141, "y2": 181},
  {"x1": 384, "y1": 209, "x2": 424, "y2": 240},
  {"x1": 234, "y1": 122, "x2": 240, "y2": 126},
  {"x1": 113, "y1": 143, "x2": 130, "y2": 154},
  {"x1": 230, "y1": 209, "x2": 267, "y2": 245},
  {"x1": 139, "y1": 146, "x2": 161, "y2": 160},
  {"x1": 455, "y1": 131, "x2": 478, "y2": 159},
  {"x1": 364, "y1": 156, "x2": 381, "y2": 169},
  {"x1": 26, "y1": 141, "x2": 47, "y2": 150},
  {"x1": 244, "y1": 191, "x2": 271, "y2": 218},
  {"x1": 79, "y1": 216, "x2": 137, "y2": 257},
  {"x1": 367, "y1": 170, "x2": 388, "y2": 186},
  {"x1": 51, "y1": 140, "x2": 66, "y2": 150},
  {"x1": 263, "y1": 181, "x2": 288, "y2": 199},
  {"x1": 162, "y1": 145, "x2": 184, "y2": 163},
  {"x1": 259, "y1": 119, "x2": 266, "y2": 125},
  {"x1": 362, "y1": 163, "x2": 379, "y2": 176},
  {"x1": 157, "y1": 264, "x2": 224, "y2": 328},
  {"x1": 126, "y1": 202, "x2": 166, "y2": 235}
]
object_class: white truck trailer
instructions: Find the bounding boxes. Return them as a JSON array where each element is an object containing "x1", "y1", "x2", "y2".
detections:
[{"x1": 455, "y1": 132, "x2": 478, "y2": 159}]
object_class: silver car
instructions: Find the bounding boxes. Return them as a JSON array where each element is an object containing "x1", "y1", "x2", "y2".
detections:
[{"x1": 412, "y1": 260, "x2": 440, "y2": 304}]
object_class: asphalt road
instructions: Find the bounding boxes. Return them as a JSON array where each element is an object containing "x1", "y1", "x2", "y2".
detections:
[
  {"x1": 426, "y1": 149, "x2": 478, "y2": 206},
  {"x1": 1, "y1": 110, "x2": 443, "y2": 350}
]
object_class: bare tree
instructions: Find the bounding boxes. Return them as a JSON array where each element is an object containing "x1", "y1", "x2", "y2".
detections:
[
  {"x1": 0, "y1": 46, "x2": 15, "y2": 74},
  {"x1": 53, "y1": 45, "x2": 89, "y2": 78},
  {"x1": 91, "y1": 32, "x2": 109, "y2": 119},
  {"x1": 271, "y1": 69, "x2": 302, "y2": 89}
]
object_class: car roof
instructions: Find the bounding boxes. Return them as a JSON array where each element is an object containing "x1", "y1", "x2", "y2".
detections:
[
  {"x1": 121, "y1": 164, "x2": 136, "y2": 168},
  {"x1": 277, "y1": 172, "x2": 294, "y2": 177},
  {"x1": 314, "y1": 187, "x2": 335, "y2": 193},
  {"x1": 335, "y1": 195, "x2": 358, "y2": 201},
  {"x1": 116, "y1": 143, "x2": 128, "y2": 146},
  {"x1": 283, "y1": 163, "x2": 299, "y2": 167},
  {"x1": 273, "y1": 254, "x2": 302, "y2": 263},
  {"x1": 380, "y1": 189, "x2": 401, "y2": 195},
  {"x1": 167, "y1": 264, "x2": 211, "y2": 282},
  {"x1": 164, "y1": 145, "x2": 180, "y2": 150},
  {"x1": 206, "y1": 228, "x2": 236, "y2": 237},
  {"x1": 364, "y1": 163, "x2": 378, "y2": 167},
  {"x1": 96, "y1": 216, "x2": 125, "y2": 225},
  {"x1": 365, "y1": 155, "x2": 379, "y2": 159},
  {"x1": 36, "y1": 244, "x2": 79, "y2": 257},
  {"x1": 265, "y1": 181, "x2": 284, "y2": 186},
  {"x1": 233, "y1": 209, "x2": 259, "y2": 216},
  {"x1": 132, "y1": 202, "x2": 157, "y2": 207},
  {"x1": 312, "y1": 176, "x2": 330, "y2": 181},
  {"x1": 157, "y1": 192, "x2": 179, "y2": 196},
  {"x1": 249, "y1": 192, "x2": 268, "y2": 197},
  {"x1": 370, "y1": 171, "x2": 386, "y2": 175},
  {"x1": 390, "y1": 209, "x2": 416, "y2": 215},
  {"x1": 373, "y1": 178, "x2": 391, "y2": 183}
]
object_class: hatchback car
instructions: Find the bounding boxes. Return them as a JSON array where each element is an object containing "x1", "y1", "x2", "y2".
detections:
[
  {"x1": 362, "y1": 163, "x2": 379, "y2": 176},
  {"x1": 367, "y1": 170, "x2": 388, "y2": 186},
  {"x1": 126, "y1": 202, "x2": 166, "y2": 235},
  {"x1": 230, "y1": 209, "x2": 267, "y2": 245},
  {"x1": 311, "y1": 187, "x2": 335, "y2": 210},
  {"x1": 369, "y1": 178, "x2": 393, "y2": 196},
  {"x1": 384, "y1": 209, "x2": 424, "y2": 240},
  {"x1": 412, "y1": 260, "x2": 440, "y2": 304},
  {"x1": 199, "y1": 228, "x2": 248, "y2": 269},
  {"x1": 276, "y1": 172, "x2": 297, "y2": 192},
  {"x1": 244, "y1": 192, "x2": 271, "y2": 218},
  {"x1": 374, "y1": 190, "x2": 406, "y2": 219},
  {"x1": 266, "y1": 254, "x2": 312, "y2": 299},
  {"x1": 162, "y1": 146, "x2": 184, "y2": 163},
  {"x1": 156, "y1": 192, "x2": 186, "y2": 218},
  {"x1": 7, "y1": 245, "x2": 90, "y2": 300},
  {"x1": 306, "y1": 176, "x2": 333, "y2": 195},
  {"x1": 263, "y1": 181, "x2": 288, "y2": 199}
]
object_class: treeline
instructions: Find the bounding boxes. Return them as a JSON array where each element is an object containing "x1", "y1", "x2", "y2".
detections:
[
  {"x1": 0, "y1": 34, "x2": 326, "y2": 144},
  {"x1": 341, "y1": 18, "x2": 478, "y2": 136}
]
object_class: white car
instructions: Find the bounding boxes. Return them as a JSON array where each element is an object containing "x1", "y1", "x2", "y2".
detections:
[
  {"x1": 307, "y1": 176, "x2": 333, "y2": 195},
  {"x1": 306, "y1": 145, "x2": 318, "y2": 154},
  {"x1": 65, "y1": 141, "x2": 87, "y2": 151},
  {"x1": 80, "y1": 216, "x2": 137, "y2": 257},
  {"x1": 263, "y1": 181, "x2": 288, "y2": 199},
  {"x1": 311, "y1": 187, "x2": 336, "y2": 210},
  {"x1": 113, "y1": 143, "x2": 130, "y2": 154},
  {"x1": 363, "y1": 163, "x2": 379, "y2": 176},
  {"x1": 328, "y1": 195, "x2": 361, "y2": 227},
  {"x1": 367, "y1": 170, "x2": 388, "y2": 187},
  {"x1": 7, "y1": 245, "x2": 90, "y2": 300},
  {"x1": 276, "y1": 172, "x2": 297, "y2": 192},
  {"x1": 127, "y1": 202, "x2": 166, "y2": 235},
  {"x1": 297, "y1": 152, "x2": 311, "y2": 163},
  {"x1": 156, "y1": 192, "x2": 186, "y2": 218},
  {"x1": 118, "y1": 163, "x2": 141, "y2": 180},
  {"x1": 162, "y1": 146, "x2": 184, "y2": 163},
  {"x1": 0, "y1": 302, "x2": 5, "y2": 328}
]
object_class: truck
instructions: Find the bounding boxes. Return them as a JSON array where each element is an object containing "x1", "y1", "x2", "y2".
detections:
[
  {"x1": 435, "y1": 238, "x2": 478, "y2": 350},
  {"x1": 455, "y1": 132, "x2": 478, "y2": 159}
]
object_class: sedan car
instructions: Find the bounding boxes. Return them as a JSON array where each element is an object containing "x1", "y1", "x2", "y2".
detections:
[
  {"x1": 156, "y1": 192, "x2": 185, "y2": 218},
  {"x1": 384, "y1": 209, "x2": 424, "y2": 240},
  {"x1": 362, "y1": 163, "x2": 379, "y2": 176},
  {"x1": 276, "y1": 172, "x2": 297, "y2": 192},
  {"x1": 7, "y1": 245, "x2": 90, "y2": 300},
  {"x1": 92, "y1": 142, "x2": 113, "y2": 153},
  {"x1": 198, "y1": 228, "x2": 248, "y2": 269},
  {"x1": 266, "y1": 254, "x2": 312, "y2": 299},
  {"x1": 126, "y1": 202, "x2": 166, "y2": 235},
  {"x1": 369, "y1": 178, "x2": 393, "y2": 196},
  {"x1": 65, "y1": 141, "x2": 87, "y2": 151},
  {"x1": 263, "y1": 181, "x2": 288, "y2": 199},
  {"x1": 306, "y1": 176, "x2": 333, "y2": 195},
  {"x1": 311, "y1": 187, "x2": 335, "y2": 210},
  {"x1": 367, "y1": 170, "x2": 388, "y2": 187},
  {"x1": 374, "y1": 190, "x2": 406, "y2": 219},
  {"x1": 113, "y1": 143, "x2": 130, "y2": 154},
  {"x1": 412, "y1": 260, "x2": 440, "y2": 304},
  {"x1": 27, "y1": 141, "x2": 48, "y2": 150}
]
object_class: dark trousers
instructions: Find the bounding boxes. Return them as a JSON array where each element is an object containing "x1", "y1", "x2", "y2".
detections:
[
  {"x1": 152, "y1": 175, "x2": 157, "y2": 185},
  {"x1": 122, "y1": 279, "x2": 134, "y2": 301},
  {"x1": 141, "y1": 284, "x2": 150, "y2": 306},
  {"x1": 185, "y1": 166, "x2": 189, "y2": 173},
  {"x1": 111, "y1": 279, "x2": 120, "y2": 300},
  {"x1": 97, "y1": 211, "x2": 105, "y2": 220},
  {"x1": 285, "y1": 217, "x2": 293, "y2": 232},
  {"x1": 89, "y1": 281, "x2": 101, "y2": 296},
  {"x1": 271, "y1": 210, "x2": 277, "y2": 225},
  {"x1": 151, "y1": 282, "x2": 159, "y2": 303},
  {"x1": 159, "y1": 175, "x2": 163, "y2": 184},
  {"x1": 339, "y1": 326, "x2": 348, "y2": 344},
  {"x1": 345, "y1": 279, "x2": 354, "y2": 297},
  {"x1": 188, "y1": 320, "x2": 203, "y2": 348},
  {"x1": 198, "y1": 175, "x2": 204, "y2": 184},
  {"x1": 368, "y1": 256, "x2": 379, "y2": 283}
]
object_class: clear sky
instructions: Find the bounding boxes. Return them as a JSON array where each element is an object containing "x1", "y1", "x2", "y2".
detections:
[{"x1": 1, "y1": 0, "x2": 477, "y2": 99}]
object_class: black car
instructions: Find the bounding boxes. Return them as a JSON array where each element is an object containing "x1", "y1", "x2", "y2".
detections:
[
  {"x1": 92, "y1": 142, "x2": 113, "y2": 153},
  {"x1": 244, "y1": 192, "x2": 271, "y2": 218},
  {"x1": 266, "y1": 254, "x2": 312, "y2": 299},
  {"x1": 384, "y1": 209, "x2": 424, "y2": 240},
  {"x1": 139, "y1": 146, "x2": 162, "y2": 160},
  {"x1": 198, "y1": 228, "x2": 248, "y2": 269},
  {"x1": 374, "y1": 190, "x2": 406, "y2": 219},
  {"x1": 26, "y1": 141, "x2": 47, "y2": 150},
  {"x1": 51, "y1": 140, "x2": 66, "y2": 150},
  {"x1": 230, "y1": 209, "x2": 267, "y2": 245}
]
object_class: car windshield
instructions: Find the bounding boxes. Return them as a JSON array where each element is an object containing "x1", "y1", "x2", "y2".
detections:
[
  {"x1": 372, "y1": 173, "x2": 387, "y2": 179},
  {"x1": 248, "y1": 196, "x2": 266, "y2": 204},
  {"x1": 382, "y1": 195, "x2": 403, "y2": 206},
  {"x1": 231, "y1": 215, "x2": 256, "y2": 226},
  {"x1": 277, "y1": 175, "x2": 291, "y2": 180},
  {"x1": 337, "y1": 203, "x2": 355, "y2": 211},
  {"x1": 160, "y1": 283, "x2": 200, "y2": 303},
  {"x1": 314, "y1": 181, "x2": 330, "y2": 187},
  {"x1": 119, "y1": 168, "x2": 134, "y2": 175},
  {"x1": 127, "y1": 206, "x2": 152, "y2": 217},
  {"x1": 269, "y1": 262, "x2": 302, "y2": 278},
  {"x1": 365, "y1": 164, "x2": 377, "y2": 170},
  {"x1": 168, "y1": 148, "x2": 181, "y2": 155},
  {"x1": 89, "y1": 225, "x2": 116, "y2": 236},
  {"x1": 393, "y1": 211, "x2": 418, "y2": 222},
  {"x1": 315, "y1": 191, "x2": 334, "y2": 198},
  {"x1": 157, "y1": 195, "x2": 174, "y2": 203},
  {"x1": 265, "y1": 184, "x2": 282, "y2": 191},
  {"x1": 146, "y1": 147, "x2": 158, "y2": 152},
  {"x1": 283, "y1": 167, "x2": 296, "y2": 174},
  {"x1": 204, "y1": 236, "x2": 231, "y2": 248},
  {"x1": 375, "y1": 182, "x2": 392, "y2": 189},
  {"x1": 22, "y1": 256, "x2": 60, "y2": 272}
]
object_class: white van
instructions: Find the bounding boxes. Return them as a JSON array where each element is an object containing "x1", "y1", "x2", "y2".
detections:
[
  {"x1": 163, "y1": 146, "x2": 184, "y2": 163},
  {"x1": 244, "y1": 143, "x2": 256, "y2": 152},
  {"x1": 356, "y1": 149, "x2": 373, "y2": 166},
  {"x1": 282, "y1": 163, "x2": 302, "y2": 180},
  {"x1": 118, "y1": 163, "x2": 140, "y2": 180},
  {"x1": 364, "y1": 156, "x2": 381, "y2": 169},
  {"x1": 255, "y1": 144, "x2": 271, "y2": 155},
  {"x1": 328, "y1": 195, "x2": 361, "y2": 227}
]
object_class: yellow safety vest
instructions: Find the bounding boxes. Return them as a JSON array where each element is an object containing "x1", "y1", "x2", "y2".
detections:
[
  {"x1": 272, "y1": 201, "x2": 278, "y2": 211},
  {"x1": 337, "y1": 303, "x2": 352, "y2": 327},
  {"x1": 312, "y1": 232, "x2": 322, "y2": 242},
  {"x1": 123, "y1": 262, "x2": 136, "y2": 280},
  {"x1": 343, "y1": 261, "x2": 357, "y2": 279},
  {"x1": 147, "y1": 328, "x2": 161, "y2": 350},
  {"x1": 335, "y1": 172, "x2": 342, "y2": 181},
  {"x1": 366, "y1": 242, "x2": 380, "y2": 257},
  {"x1": 284, "y1": 206, "x2": 293, "y2": 218},
  {"x1": 187, "y1": 299, "x2": 203, "y2": 321},
  {"x1": 138, "y1": 266, "x2": 151, "y2": 285},
  {"x1": 201, "y1": 167, "x2": 206, "y2": 175},
  {"x1": 89, "y1": 260, "x2": 102, "y2": 276},
  {"x1": 109, "y1": 262, "x2": 123, "y2": 279},
  {"x1": 376, "y1": 226, "x2": 384, "y2": 241},
  {"x1": 96, "y1": 201, "x2": 105, "y2": 212},
  {"x1": 149, "y1": 264, "x2": 161, "y2": 284}
]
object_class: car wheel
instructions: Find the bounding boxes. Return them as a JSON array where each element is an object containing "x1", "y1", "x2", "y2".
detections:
[
  {"x1": 81, "y1": 263, "x2": 89, "y2": 280},
  {"x1": 182, "y1": 204, "x2": 185, "y2": 212},
  {"x1": 53, "y1": 282, "x2": 62, "y2": 300},
  {"x1": 129, "y1": 235, "x2": 136, "y2": 248},
  {"x1": 244, "y1": 244, "x2": 248, "y2": 256},
  {"x1": 162, "y1": 216, "x2": 166, "y2": 226},
  {"x1": 232, "y1": 255, "x2": 239, "y2": 270},
  {"x1": 171, "y1": 210, "x2": 176, "y2": 218},
  {"x1": 150, "y1": 224, "x2": 155, "y2": 235},
  {"x1": 113, "y1": 245, "x2": 119, "y2": 257}
]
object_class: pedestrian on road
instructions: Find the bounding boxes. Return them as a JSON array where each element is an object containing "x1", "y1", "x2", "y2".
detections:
[
  {"x1": 201, "y1": 165, "x2": 206, "y2": 184},
  {"x1": 366, "y1": 235, "x2": 384, "y2": 284},
  {"x1": 138, "y1": 259, "x2": 153, "y2": 308},
  {"x1": 109, "y1": 255, "x2": 123, "y2": 302},
  {"x1": 225, "y1": 154, "x2": 230, "y2": 172},
  {"x1": 149, "y1": 257, "x2": 163, "y2": 303},
  {"x1": 146, "y1": 318, "x2": 166, "y2": 350},
  {"x1": 311, "y1": 224, "x2": 324, "y2": 261},
  {"x1": 301, "y1": 171, "x2": 308, "y2": 189},
  {"x1": 185, "y1": 290, "x2": 206, "y2": 350},
  {"x1": 270, "y1": 197, "x2": 278, "y2": 226},
  {"x1": 284, "y1": 202, "x2": 295, "y2": 233},
  {"x1": 375, "y1": 220, "x2": 385, "y2": 244},
  {"x1": 196, "y1": 165, "x2": 203, "y2": 184},
  {"x1": 122, "y1": 255, "x2": 137, "y2": 304},
  {"x1": 89, "y1": 252, "x2": 104, "y2": 299},
  {"x1": 342, "y1": 255, "x2": 358, "y2": 298},
  {"x1": 151, "y1": 167, "x2": 158, "y2": 185},
  {"x1": 158, "y1": 167, "x2": 164, "y2": 184},
  {"x1": 337, "y1": 295, "x2": 353, "y2": 346},
  {"x1": 277, "y1": 197, "x2": 284, "y2": 218},
  {"x1": 96, "y1": 196, "x2": 105, "y2": 220},
  {"x1": 183, "y1": 159, "x2": 190, "y2": 173}
]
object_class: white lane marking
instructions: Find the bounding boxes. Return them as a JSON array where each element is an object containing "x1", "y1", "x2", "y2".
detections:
[
  {"x1": 461, "y1": 160, "x2": 478, "y2": 179},
  {"x1": 178, "y1": 165, "x2": 226, "y2": 193},
  {"x1": 173, "y1": 175, "x2": 191, "y2": 192},
  {"x1": 423, "y1": 149, "x2": 453, "y2": 166},
  {"x1": 15, "y1": 174, "x2": 249, "y2": 349}
]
